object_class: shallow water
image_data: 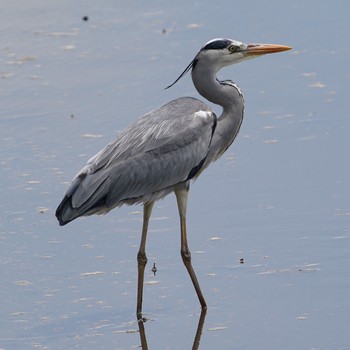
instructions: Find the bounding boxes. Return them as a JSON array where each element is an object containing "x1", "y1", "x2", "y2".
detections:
[{"x1": 1, "y1": 1, "x2": 349, "y2": 349}]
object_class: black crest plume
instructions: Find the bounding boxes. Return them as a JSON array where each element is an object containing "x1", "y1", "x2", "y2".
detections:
[{"x1": 165, "y1": 56, "x2": 198, "y2": 89}]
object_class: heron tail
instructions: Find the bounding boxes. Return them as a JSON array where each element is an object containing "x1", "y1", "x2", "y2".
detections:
[
  {"x1": 55, "y1": 196, "x2": 76, "y2": 226},
  {"x1": 56, "y1": 170, "x2": 112, "y2": 226}
]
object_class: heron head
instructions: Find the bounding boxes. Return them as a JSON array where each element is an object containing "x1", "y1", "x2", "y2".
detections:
[
  {"x1": 198, "y1": 38, "x2": 292, "y2": 68},
  {"x1": 165, "y1": 38, "x2": 291, "y2": 89}
]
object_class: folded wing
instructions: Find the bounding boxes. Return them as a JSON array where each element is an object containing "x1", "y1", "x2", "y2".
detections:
[{"x1": 56, "y1": 97, "x2": 217, "y2": 225}]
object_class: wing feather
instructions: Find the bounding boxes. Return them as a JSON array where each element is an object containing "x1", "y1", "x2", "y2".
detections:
[
  {"x1": 88, "y1": 97, "x2": 211, "y2": 170},
  {"x1": 56, "y1": 97, "x2": 216, "y2": 225}
]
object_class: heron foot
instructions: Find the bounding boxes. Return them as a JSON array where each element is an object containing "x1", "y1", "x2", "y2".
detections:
[{"x1": 136, "y1": 310, "x2": 148, "y2": 322}]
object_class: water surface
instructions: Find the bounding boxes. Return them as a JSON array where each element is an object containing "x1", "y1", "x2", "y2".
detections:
[{"x1": 1, "y1": 1, "x2": 349, "y2": 349}]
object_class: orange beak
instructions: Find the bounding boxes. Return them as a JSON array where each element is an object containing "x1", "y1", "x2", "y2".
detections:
[{"x1": 246, "y1": 43, "x2": 292, "y2": 56}]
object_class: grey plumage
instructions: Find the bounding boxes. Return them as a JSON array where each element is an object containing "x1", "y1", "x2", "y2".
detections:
[
  {"x1": 56, "y1": 97, "x2": 219, "y2": 225},
  {"x1": 56, "y1": 40, "x2": 248, "y2": 225},
  {"x1": 55, "y1": 38, "x2": 291, "y2": 315}
]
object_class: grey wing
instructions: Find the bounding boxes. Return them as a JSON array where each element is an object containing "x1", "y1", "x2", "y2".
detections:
[
  {"x1": 87, "y1": 97, "x2": 211, "y2": 170},
  {"x1": 56, "y1": 97, "x2": 216, "y2": 225}
]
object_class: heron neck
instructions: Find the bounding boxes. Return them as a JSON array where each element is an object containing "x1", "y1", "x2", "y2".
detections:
[
  {"x1": 191, "y1": 62, "x2": 244, "y2": 161},
  {"x1": 191, "y1": 63, "x2": 238, "y2": 110}
]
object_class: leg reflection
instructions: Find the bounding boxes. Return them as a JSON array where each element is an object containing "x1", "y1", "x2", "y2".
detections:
[
  {"x1": 137, "y1": 308, "x2": 207, "y2": 350},
  {"x1": 137, "y1": 317, "x2": 148, "y2": 350},
  {"x1": 192, "y1": 308, "x2": 207, "y2": 350}
]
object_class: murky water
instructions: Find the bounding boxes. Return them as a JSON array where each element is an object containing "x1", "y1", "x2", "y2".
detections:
[{"x1": 1, "y1": 1, "x2": 349, "y2": 349}]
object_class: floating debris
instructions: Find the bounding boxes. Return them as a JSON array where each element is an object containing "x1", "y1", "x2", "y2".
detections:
[
  {"x1": 1, "y1": 72, "x2": 14, "y2": 79},
  {"x1": 10, "y1": 312, "x2": 26, "y2": 317},
  {"x1": 27, "y1": 180, "x2": 40, "y2": 184},
  {"x1": 258, "y1": 268, "x2": 292, "y2": 275},
  {"x1": 297, "y1": 263, "x2": 320, "y2": 272},
  {"x1": 144, "y1": 280, "x2": 159, "y2": 286},
  {"x1": 5, "y1": 56, "x2": 37, "y2": 65},
  {"x1": 296, "y1": 313, "x2": 308, "y2": 320},
  {"x1": 262, "y1": 139, "x2": 278, "y2": 144},
  {"x1": 72, "y1": 297, "x2": 95, "y2": 304},
  {"x1": 80, "y1": 271, "x2": 105, "y2": 277},
  {"x1": 208, "y1": 326, "x2": 227, "y2": 332},
  {"x1": 187, "y1": 23, "x2": 202, "y2": 29},
  {"x1": 302, "y1": 72, "x2": 317, "y2": 78},
  {"x1": 309, "y1": 82, "x2": 325, "y2": 88},
  {"x1": 36, "y1": 207, "x2": 48, "y2": 214},
  {"x1": 49, "y1": 32, "x2": 78, "y2": 37},
  {"x1": 298, "y1": 135, "x2": 317, "y2": 142},
  {"x1": 62, "y1": 45, "x2": 76, "y2": 51},
  {"x1": 15, "y1": 280, "x2": 32, "y2": 287},
  {"x1": 113, "y1": 329, "x2": 138, "y2": 334},
  {"x1": 81, "y1": 243, "x2": 94, "y2": 249},
  {"x1": 82, "y1": 16, "x2": 89, "y2": 21},
  {"x1": 81, "y1": 133, "x2": 103, "y2": 138}
]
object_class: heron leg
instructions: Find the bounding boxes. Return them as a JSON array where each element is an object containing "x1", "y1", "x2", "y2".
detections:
[
  {"x1": 136, "y1": 201, "x2": 154, "y2": 318},
  {"x1": 175, "y1": 184, "x2": 207, "y2": 309}
]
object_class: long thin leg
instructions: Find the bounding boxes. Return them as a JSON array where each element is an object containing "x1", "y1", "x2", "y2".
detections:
[
  {"x1": 137, "y1": 201, "x2": 154, "y2": 318},
  {"x1": 175, "y1": 184, "x2": 207, "y2": 309}
]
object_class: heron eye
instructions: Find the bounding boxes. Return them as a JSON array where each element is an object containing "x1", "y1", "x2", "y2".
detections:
[{"x1": 228, "y1": 44, "x2": 238, "y2": 53}]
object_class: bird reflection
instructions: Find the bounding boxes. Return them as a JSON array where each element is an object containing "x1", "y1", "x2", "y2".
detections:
[
  {"x1": 151, "y1": 263, "x2": 157, "y2": 276},
  {"x1": 137, "y1": 308, "x2": 207, "y2": 349}
]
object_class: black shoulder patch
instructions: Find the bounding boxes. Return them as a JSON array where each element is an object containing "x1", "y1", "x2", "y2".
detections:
[
  {"x1": 202, "y1": 39, "x2": 231, "y2": 51},
  {"x1": 187, "y1": 158, "x2": 206, "y2": 180},
  {"x1": 186, "y1": 113, "x2": 217, "y2": 181}
]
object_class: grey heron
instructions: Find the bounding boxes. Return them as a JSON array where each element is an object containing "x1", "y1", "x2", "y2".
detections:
[{"x1": 56, "y1": 38, "x2": 291, "y2": 316}]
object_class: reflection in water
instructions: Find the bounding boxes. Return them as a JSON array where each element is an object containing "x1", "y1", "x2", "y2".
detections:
[
  {"x1": 151, "y1": 263, "x2": 157, "y2": 276},
  {"x1": 137, "y1": 309, "x2": 207, "y2": 349},
  {"x1": 191, "y1": 309, "x2": 207, "y2": 350},
  {"x1": 138, "y1": 318, "x2": 148, "y2": 350}
]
